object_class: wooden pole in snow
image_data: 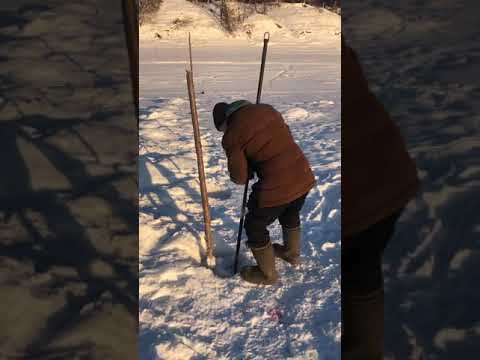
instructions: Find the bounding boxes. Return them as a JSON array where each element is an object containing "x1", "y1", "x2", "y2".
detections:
[
  {"x1": 186, "y1": 35, "x2": 214, "y2": 266},
  {"x1": 188, "y1": 33, "x2": 193, "y2": 73}
]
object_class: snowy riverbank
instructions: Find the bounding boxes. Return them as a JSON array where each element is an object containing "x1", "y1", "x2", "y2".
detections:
[{"x1": 139, "y1": 1, "x2": 341, "y2": 358}]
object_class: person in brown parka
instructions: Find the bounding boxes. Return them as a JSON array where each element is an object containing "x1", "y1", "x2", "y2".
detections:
[
  {"x1": 213, "y1": 100, "x2": 316, "y2": 285},
  {"x1": 342, "y1": 36, "x2": 420, "y2": 359}
]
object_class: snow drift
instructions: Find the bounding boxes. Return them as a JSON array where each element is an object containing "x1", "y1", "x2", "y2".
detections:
[{"x1": 140, "y1": 0, "x2": 340, "y2": 46}]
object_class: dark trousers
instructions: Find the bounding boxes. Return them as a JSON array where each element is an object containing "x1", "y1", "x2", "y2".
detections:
[
  {"x1": 341, "y1": 209, "x2": 403, "y2": 359},
  {"x1": 244, "y1": 192, "x2": 308, "y2": 249},
  {"x1": 342, "y1": 209, "x2": 403, "y2": 293}
]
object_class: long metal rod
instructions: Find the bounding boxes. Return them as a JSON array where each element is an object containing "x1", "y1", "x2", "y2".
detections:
[
  {"x1": 256, "y1": 32, "x2": 270, "y2": 104},
  {"x1": 233, "y1": 180, "x2": 249, "y2": 274},
  {"x1": 234, "y1": 32, "x2": 270, "y2": 274},
  {"x1": 186, "y1": 66, "x2": 214, "y2": 264}
]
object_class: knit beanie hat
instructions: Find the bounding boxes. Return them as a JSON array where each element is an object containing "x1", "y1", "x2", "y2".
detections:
[
  {"x1": 213, "y1": 102, "x2": 228, "y2": 131},
  {"x1": 213, "y1": 100, "x2": 253, "y2": 131}
]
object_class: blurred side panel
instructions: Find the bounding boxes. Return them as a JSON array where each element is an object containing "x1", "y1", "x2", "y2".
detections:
[
  {"x1": 342, "y1": 0, "x2": 480, "y2": 359},
  {"x1": 0, "y1": 1, "x2": 138, "y2": 358}
]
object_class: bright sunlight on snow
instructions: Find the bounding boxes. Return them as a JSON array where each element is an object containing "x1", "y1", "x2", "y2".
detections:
[{"x1": 140, "y1": 1, "x2": 340, "y2": 359}]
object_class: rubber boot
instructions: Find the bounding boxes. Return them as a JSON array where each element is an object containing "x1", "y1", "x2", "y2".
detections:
[
  {"x1": 273, "y1": 226, "x2": 301, "y2": 266},
  {"x1": 240, "y1": 243, "x2": 278, "y2": 285},
  {"x1": 342, "y1": 287, "x2": 384, "y2": 360}
]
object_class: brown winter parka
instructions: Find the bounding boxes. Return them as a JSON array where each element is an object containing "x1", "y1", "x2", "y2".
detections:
[
  {"x1": 342, "y1": 42, "x2": 420, "y2": 238},
  {"x1": 222, "y1": 103, "x2": 316, "y2": 208}
]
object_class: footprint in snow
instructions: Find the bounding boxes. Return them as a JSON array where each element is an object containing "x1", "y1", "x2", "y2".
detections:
[
  {"x1": 284, "y1": 107, "x2": 309, "y2": 121},
  {"x1": 209, "y1": 189, "x2": 232, "y2": 200}
]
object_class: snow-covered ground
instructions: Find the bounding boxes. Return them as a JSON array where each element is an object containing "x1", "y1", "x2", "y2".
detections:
[
  {"x1": 140, "y1": 0, "x2": 340, "y2": 46},
  {"x1": 139, "y1": 1, "x2": 341, "y2": 359},
  {"x1": 344, "y1": 0, "x2": 480, "y2": 359}
]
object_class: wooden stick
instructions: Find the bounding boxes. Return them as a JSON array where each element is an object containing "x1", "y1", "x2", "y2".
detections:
[
  {"x1": 188, "y1": 33, "x2": 193, "y2": 73},
  {"x1": 186, "y1": 69, "x2": 214, "y2": 265}
]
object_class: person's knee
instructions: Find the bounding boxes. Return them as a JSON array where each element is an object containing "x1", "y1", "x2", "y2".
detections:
[
  {"x1": 245, "y1": 226, "x2": 269, "y2": 248},
  {"x1": 244, "y1": 214, "x2": 257, "y2": 234},
  {"x1": 244, "y1": 214, "x2": 270, "y2": 248},
  {"x1": 279, "y1": 213, "x2": 300, "y2": 229}
]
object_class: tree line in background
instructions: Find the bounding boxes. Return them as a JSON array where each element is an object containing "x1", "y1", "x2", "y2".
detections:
[
  {"x1": 139, "y1": 0, "x2": 163, "y2": 25},
  {"x1": 139, "y1": 0, "x2": 340, "y2": 30},
  {"x1": 215, "y1": 0, "x2": 340, "y2": 32}
]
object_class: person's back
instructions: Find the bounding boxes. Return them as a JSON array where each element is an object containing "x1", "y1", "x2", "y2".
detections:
[{"x1": 222, "y1": 103, "x2": 315, "y2": 208}]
